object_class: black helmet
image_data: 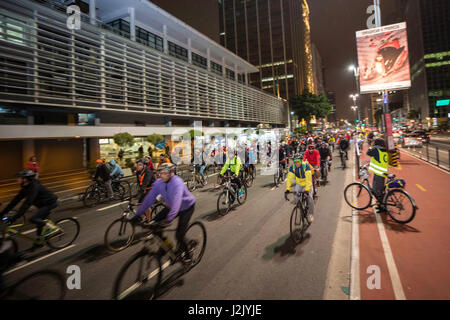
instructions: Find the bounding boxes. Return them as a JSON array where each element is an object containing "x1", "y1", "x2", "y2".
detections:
[{"x1": 15, "y1": 170, "x2": 36, "y2": 179}]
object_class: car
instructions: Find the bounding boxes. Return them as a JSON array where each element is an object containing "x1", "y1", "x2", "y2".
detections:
[
  {"x1": 412, "y1": 130, "x2": 431, "y2": 143},
  {"x1": 401, "y1": 133, "x2": 423, "y2": 148}
]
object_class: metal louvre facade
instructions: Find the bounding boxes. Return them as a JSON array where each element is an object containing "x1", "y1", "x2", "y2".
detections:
[{"x1": 0, "y1": 0, "x2": 287, "y2": 125}]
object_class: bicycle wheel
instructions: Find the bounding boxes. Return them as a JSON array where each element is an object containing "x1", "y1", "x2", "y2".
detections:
[
  {"x1": 236, "y1": 183, "x2": 247, "y2": 205},
  {"x1": 83, "y1": 190, "x2": 99, "y2": 208},
  {"x1": 217, "y1": 190, "x2": 232, "y2": 216},
  {"x1": 343, "y1": 182, "x2": 372, "y2": 210},
  {"x1": 290, "y1": 206, "x2": 304, "y2": 244},
  {"x1": 384, "y1": 189, "x2": 416, "y2": 224},
  {"x1": 245, "y1": 172, "x2": 254, "y2": 188},
  {"x1": 46, "y1": 218, "x2": 80, "y2": 250},
  {"x1": 8, "y1": 270, "x2": 65, "y2": 300},
  {"x1": 113, "y1": 250, "x2": 162, "y2": 300},
  {"x1": 104, "y1": 218, "x2": 136, "y2": 252},
  {"x1": 184, "y1": 221, "x2": 207, "y2": 268},
  {"x1": 112, "y1": 183, "x2": 126, "y2": 201},
  {"x1": 187, "y1": 175, "x2": 196, "y2": 192}
]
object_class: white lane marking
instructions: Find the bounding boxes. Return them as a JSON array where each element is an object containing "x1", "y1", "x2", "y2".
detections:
[
  {"x1": 4, "y1": 244, "x2": 76, "y2": 275},
  {"x1": 118, "y1": 260, "x2": 171, "y2": 300},
  {"x1": 96, "y1": 201, "x2": 128, "y2": 211},
  {"x1": 350, "y1": 149, "x2": 361, "y2": 300},
  {"x1": 373, "y1": 210, "x2": 406, "y2": 300}
]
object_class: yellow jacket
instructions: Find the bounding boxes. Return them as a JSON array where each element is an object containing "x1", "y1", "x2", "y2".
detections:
[{"x1": 286, "y1": 162, "x2": 312, "y2": 192}]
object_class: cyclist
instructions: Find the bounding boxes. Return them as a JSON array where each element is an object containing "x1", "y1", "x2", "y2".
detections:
[
  {"x1": 136, "y1": 159, "x2": 155, "y2": 203},
  {"x1": 303, "y1": 143, "x2": 320, "y2": 181},
  {"x1": 284, "y1": 157, "x2": 315, "y2": 223},
  {"x1": 367, "y1": 138, "x2": 389, "y2": 208},
  {"x1": 318, "y1": 142, "x2": 332, "y2": 181},
  {"x1": 192, "y1": 149, "x2": 207, "y2": 185},
  {"x1": 94, "y1": 159, "x2": 114, "y2": 200},
  {"x1": 279, "y1": 144, "x2": 287, "y2": 172},
  {"x1": 109, "y1": 160, "x2": 124, "y2": 180},
  {"x1": 0, "y1": 170, "x2": 59, "y2": 244},
  {"x1": 156, "y1": 153, "x2": 171, "y2": 170},
  {"x1": 339, "y1": 136, "x2": 350, "y2": 160},
  {"x1": 144, "y1": 156, "x2": 155, "y2": 172},
  {"x1": 220, "y1": 149, "x2": 244, "y2": 197},
  {"x1": 131, "y1": 163, "x2": 196, "y2": 262}
]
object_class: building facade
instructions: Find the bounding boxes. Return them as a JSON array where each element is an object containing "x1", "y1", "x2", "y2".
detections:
[
  {"x1": 400, "y1": 0, "x2": 449, "y2": 127},
  {"x1": 0, "y1": 0, "x2": 287, "y2": 179},
  {"x1": 218, "y1": 0, "x2": 312, "y2": 101}
]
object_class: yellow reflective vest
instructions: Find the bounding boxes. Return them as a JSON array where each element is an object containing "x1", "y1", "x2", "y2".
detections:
[
  {"x1": 369, "y1": 147, "x2": 388, "y2": 177},
  {"x1": 286, "y1": 162, "x2": 312, "y2": 192}
]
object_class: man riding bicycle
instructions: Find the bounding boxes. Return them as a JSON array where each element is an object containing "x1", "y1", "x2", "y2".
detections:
[
  {"x1": 220, "y1": 149, "x2": 244, "y2": 196},
  {"x1": 131, "y1": 163, "x2": 196, "y2": 263},
  {"x1": 136, "y1": 159, "x2": 155, "y2": 203},
  {"x1": 109, "y1": 160, "x2": 124, "y2": 180},
  {"x1": 318, "y1": 142, "x2": 332, "y2": 180},
  {"x1": 339, "y1": 136, "x2": 350, "y2": 160},
  {"x1": 0, "y1": 170, "x2": 59, "y2": 247},
  {"x1": 284, "y1": 157, "x2": 315, "y2": 223},
  {"x1": 303, "y1": 143, "x2": 321, "y2": 183}
]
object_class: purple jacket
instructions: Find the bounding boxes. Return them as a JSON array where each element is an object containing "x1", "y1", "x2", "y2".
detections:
[{"x1": 136, "y1": 175, "x2": 195, "y2": 221}]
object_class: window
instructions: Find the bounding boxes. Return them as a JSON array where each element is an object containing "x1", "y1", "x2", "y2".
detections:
[
  {"x1": 168, "y1": 41, "x2": 188, "y2": 61},
  {"x1": 226, "y1": 68, "x2": 235, "y2": 80},
  {"x1": 211, "y1": 61, "x2": 223, "y2": 75},
  {"x1": 192, "y1": 52, "x2": 207, "y2": 69},
  {"x1": 0, "y1": 14, "x2": 28, "y2": 45},
  {"x1": 136, "y1": 26, "x2": 164, "y2": 52},
  {"x1": 106, "y1": 19, "x2": 130, "y2": 38}
]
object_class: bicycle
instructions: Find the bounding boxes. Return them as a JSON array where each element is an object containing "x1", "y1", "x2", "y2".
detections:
[
  {"x1": 216, "y1": 170, "x2": 247, "y2": 216},
  {"x1": 82, "y1": 179, "x2": 126, "y2": 208},
  {"x1": 285, "y1": 190, "x2": 312, "y2": 244},
  {"x1": 242, "y1": 164, "x2": 255, "y2": 188},
  {"x1": 343, "y1": 163, "x2": 418, "y2": 224},
  {"x1": 338, "y1": 149, "x2": 347, "y2": 169},
  {"x1": 187, "y1": 165, "x2": 206, "y2": 192},
  {"x1": 274, "y1": 161, "x2": 287, "y2": 186},
  {"x1": 1, "y1": 214, "x2": 80, "y2": 252},
  {"x1": 320, "y1": 159, "x2": 328, "y2": 185},
  {"x1": 104, "y1": 199, "x2": 166, "y2": 252},
  {"x1": 1, "y1": 265, "x2": 66, "y2": 300},
  {"x1": 112, "y1": 219, "x2": 206, "y2": 300}
]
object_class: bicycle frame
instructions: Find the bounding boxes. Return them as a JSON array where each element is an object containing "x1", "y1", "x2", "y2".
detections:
[{"x1": 140, "y1": 227, "x2": 181, "y2": 263}]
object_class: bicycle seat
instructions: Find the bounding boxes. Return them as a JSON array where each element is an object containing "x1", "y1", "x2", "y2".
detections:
[{"x1": 386, "y1": 173, "x2": 396, "y2": 179}]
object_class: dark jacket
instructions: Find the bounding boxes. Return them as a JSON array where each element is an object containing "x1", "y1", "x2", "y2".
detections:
[
  {"x1": 318, "y1": 145, "x2": 332, "y2": 160},
  {"x1": 339, "y1": 139, "x2": 349, "y2": 150},
  {"x1": 136, "y1": 167, "x2": 155, "y2": 192},
  {"x1": 367, "y1": 145, "x2": 387, "y2": 163},
  {"x1": 1, "y1": 180, "x2": 58, "y2": 221},
  {"x1": 94, "y1": 164, "x2": 111, "y2": 181}
]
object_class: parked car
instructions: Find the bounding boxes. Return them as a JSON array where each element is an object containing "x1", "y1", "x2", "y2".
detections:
[
  {"x1": 412, "y1": 130, "x2": 431, "y2": 143},
  {"x1": 401, "y1": 133, "x2": 423, "y2": 148}
]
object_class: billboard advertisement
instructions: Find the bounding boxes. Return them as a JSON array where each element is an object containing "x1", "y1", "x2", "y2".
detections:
[{"x1": 356, "y1": 22, "x2": 411, "y2": 93}]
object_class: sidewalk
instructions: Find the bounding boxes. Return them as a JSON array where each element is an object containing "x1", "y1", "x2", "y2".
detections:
[{"x1": 356, "y1": 146, "x2": 450, "y2": 299}]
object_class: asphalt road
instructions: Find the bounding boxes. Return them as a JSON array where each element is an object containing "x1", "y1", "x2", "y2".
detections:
[{"x1": 3, "y1": 150, "x2": 354, "y2": 300}]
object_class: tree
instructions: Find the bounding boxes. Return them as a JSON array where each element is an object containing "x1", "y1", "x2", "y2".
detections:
[
  {"x1": 113, "y1": 132, "x2": 134, "y2": 164},
  {"x1": 146, "y1": 134, "x2": 164, "y2": 159},
  {"x1": 407, "y1": 109, "x2": 420, "y2": 120},
  {"x1": 289, "y1": 90, "x2": 333, "y2": 131}
]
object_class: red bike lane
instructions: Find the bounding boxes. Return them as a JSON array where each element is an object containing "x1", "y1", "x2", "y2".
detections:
[{"x1": 356, "y1": 149, "x2": 450, "y2": 300}]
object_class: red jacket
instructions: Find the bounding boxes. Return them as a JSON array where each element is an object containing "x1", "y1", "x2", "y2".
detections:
[
  {"x1": 27, "y1": 161, "x2": 40, "y2": 173},
  {"x1": 303, "y1": 149, "x2": 320, "y2": 166}
]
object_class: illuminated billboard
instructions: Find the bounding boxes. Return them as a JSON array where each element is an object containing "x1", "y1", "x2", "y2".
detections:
[{"x1": 356, "y1": 22, "x2": 411, "y2": 93}]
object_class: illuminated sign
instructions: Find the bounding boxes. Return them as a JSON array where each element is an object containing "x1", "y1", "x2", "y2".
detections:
[{"x1": 436, "y1": 99, "x2": 450, "y2": 107}]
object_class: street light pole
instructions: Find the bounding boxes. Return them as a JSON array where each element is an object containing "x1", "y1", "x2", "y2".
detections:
[{"x1": 349, "y1": 94, "x2": 360, "y2": 123}]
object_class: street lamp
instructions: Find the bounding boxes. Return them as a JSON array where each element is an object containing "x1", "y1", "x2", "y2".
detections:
[{"x1": 349, "y1": 94, "x2": 361, "y2": 122}]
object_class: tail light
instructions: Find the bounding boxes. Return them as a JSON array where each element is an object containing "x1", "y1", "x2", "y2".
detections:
[{"x1": 417, "y1": 137, "x2": 422, "y2": 140}]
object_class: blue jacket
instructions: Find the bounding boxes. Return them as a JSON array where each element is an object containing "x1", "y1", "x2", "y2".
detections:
[{"x1": 109, "y1": 160, "x2": 124, "y2": 178}]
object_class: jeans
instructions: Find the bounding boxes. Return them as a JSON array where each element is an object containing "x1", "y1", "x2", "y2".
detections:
[
  {"x1": 153, "y1": 204, "x2": 195, "y2": 257},
  {"x1": 372, "y1": 175, "x2": 386, "y2": 201},
  {"x1": 292, "y1": 183, "x2": 315, "y2": 216},
  {"x1": 30, "y1": 202, "x2": 58, "y2": 236},
  {"x1": 194, "y1": 165, "x2": 206, "y2": 181},
  {"x1": 103, "y1": 179, "x2": 113, "y2": 198}
]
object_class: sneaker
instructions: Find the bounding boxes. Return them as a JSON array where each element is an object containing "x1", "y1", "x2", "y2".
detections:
[
  {"x1": 307, "y1": 214, "x2": 314, "y2": 224},
  {"x1": 203, "y1": 180, "x2": 208, "y2": 186},
  {"x1": 41, "y1": 225, "x2": 60, "y2": 238}
]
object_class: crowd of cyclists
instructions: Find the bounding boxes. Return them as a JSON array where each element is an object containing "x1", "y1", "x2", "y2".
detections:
[{"x1": 1, "y1": 127, "x2": 377, "y2": 297}]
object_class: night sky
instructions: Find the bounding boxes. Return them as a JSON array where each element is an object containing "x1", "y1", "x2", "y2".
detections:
[{"x1": 309, "y1": 0, "x2": 400, "y2": 122}]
